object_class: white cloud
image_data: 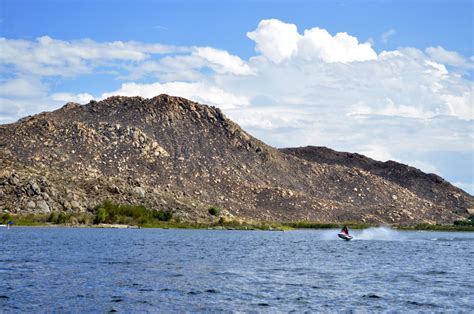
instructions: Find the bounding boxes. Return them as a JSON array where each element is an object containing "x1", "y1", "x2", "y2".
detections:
[
  {"x1": 349, "y1": 99, "x2": 438, "y2": 119},
  {"x1": 101, "y1": 81, "x2": 249, "y2": 109},
  {"x1": 381, "y1": 28, "x2": 396, "y2": 44},
  {"x1": 407, "y1": 160, "x2": 439, "y2": 174},
  {"x1": 298, "y1": 27, "x2": 377, "y2": 62},
  {"x1": 122, "y1": 47, "x2": 254, "y2": 80},
  {"x1": 51, "y1": 92, "x2": 94, "y2": 104},
  {"x1": 227, "y1": 106, "x2": 312, "y2": 130},
  {"x1": 0, "y1": 96, "x2": 63, "y2": 124},
  {"x1": 441, "y1": 91, "x2": 474, "y2": 120},
  {"x1": 193, "y1": 47, "x2": 255, "y2": 75},
  {"x1": 426, "y1": 46, "x2": 474, "y2": 69},
  {"x1": 0, "y1": 77, "x2": 47, "y2": 98},
  {"x1": 0, "y1": 36, "x2": 185, "y2": 77},
  {"x1": 247, "y1": 19, "x2": 300, "y2": 63},
  {"x1": 358, "y1": 145, "x2": 396, "y2": 162},
  {"x1": 247, "y1": 19, "x2": 376, "y2": 63},
  {"x1": 124, "y1": 58, "x2": 205, "y2": 81}
]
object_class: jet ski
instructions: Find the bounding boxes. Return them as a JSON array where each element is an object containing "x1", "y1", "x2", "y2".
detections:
[{"x1": 338, "y1": 232, "x2": 353, "y2": 241}]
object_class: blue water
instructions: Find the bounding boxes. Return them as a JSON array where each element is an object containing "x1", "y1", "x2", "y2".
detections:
[{"x1": 0, "y1": 227, "x2": 473, "y2": 312}]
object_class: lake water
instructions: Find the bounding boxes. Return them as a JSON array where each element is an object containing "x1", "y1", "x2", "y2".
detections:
[{"x1": 1, "y1": 227, "x2": 473, "y2": 312}]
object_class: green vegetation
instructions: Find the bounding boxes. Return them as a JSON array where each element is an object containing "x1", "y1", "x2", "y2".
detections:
[
  {"x1": 93, "y1": 199, "x2": 172, "y2": 226},
  {"x1": 453, "y1": 215, "x2": 474, "y2": 227},
  {"x1": 397, "y1": 215, "x2": 474, "y2": 231},
  {"x1": 208, "y1": 206, "x2": 220, "y2": 216},
  {"x1": 7, "y1": 214, "x2": 49, "y2": 226},
  {"x1": 94, "y1": 207, "x2": 108, "y2": 224},
  {"x1": 0, "y1": 213, "x2": 13, "y2": 224},
  {"x1": 212, "y1": 218, "x2": 293, "y2": 231},
  {"x1": 47, "y1": 212, "x2": 92, "y2": 225},
  {"x1": 2, "y1": 204, "x2": 474, "y2": 231},
  {"x1": 400, "y1": 223, "x2": 474, "y2": 232},
  {"x1": 286, "y1": 220, "x2": 474, "y2": 231}
]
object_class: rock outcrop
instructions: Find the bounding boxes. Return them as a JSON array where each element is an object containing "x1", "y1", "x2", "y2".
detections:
[{"x1": 0, "y1": 95, "x2": 472, "y2": 225}]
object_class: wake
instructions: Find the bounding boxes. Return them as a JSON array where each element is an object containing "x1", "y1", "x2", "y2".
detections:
[
  {"x1": 318, "y1": 226, "x2": 404, "y2": 241},
  {"x1": 354, "y1": 226, "x2": 403, "y2": 241}
]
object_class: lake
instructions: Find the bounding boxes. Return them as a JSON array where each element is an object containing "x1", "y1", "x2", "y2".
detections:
[{"x1": 0, "y1": 227, "x2": 473, "y2": 312}]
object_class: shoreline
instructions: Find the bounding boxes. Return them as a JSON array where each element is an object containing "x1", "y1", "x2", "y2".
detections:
[
  {"x1": 4, "y1": 200, "x2": 471, "y2": 232},
  {"x1": 4, "y1": 221, "x2": 474, "y2": 232}
]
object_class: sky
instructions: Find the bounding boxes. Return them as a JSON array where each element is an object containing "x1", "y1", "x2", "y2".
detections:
[{"x1": 0, "y1": 0, "x2": 473, "y2": 193}]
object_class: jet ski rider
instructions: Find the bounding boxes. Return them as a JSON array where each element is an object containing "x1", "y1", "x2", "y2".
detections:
[{"x1": 341, "y1": 225, "x2": 349, "y2": 235}]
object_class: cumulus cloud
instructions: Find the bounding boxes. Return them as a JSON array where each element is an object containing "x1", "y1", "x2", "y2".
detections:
[
  {"x1": 247, "y1": 19, "x2": 376, "y2": 63},
  {"x1": 247, "y1": 19, "x2": 301, "y2": 63},
  {"x1": 298, "y1": 27, "x2": 377, "y2": 62}
]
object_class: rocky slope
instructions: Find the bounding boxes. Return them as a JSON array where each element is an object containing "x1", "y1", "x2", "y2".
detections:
[
  {"x1": 281, "y1": 146, "x2": 473, "y2": 216},
  {"x1": 0, "y1": 95, "x2": 472, "y2": 225}
]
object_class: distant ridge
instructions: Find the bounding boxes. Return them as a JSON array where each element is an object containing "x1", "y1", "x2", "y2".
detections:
[{"x1": 280, "y1": 146, "x2": 473, "y2": 216}]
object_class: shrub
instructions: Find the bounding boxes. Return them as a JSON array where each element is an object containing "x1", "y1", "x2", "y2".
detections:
[
  {"x1": 208, "y1": 206, "x2": 220, "y2": 216},
  {"x1": 138, "y1": 216, "x2": 151, "y2": 225},
  {"x1": 94, "y1": 207, "x2": 108, "y2": 224},
  {"x1": 454, "y1": 219, "x2": 474, "y2": 226},
  {"x1": 77, "y1": 213, "x2": 92, "y2": 225},
  {"x1": 47, "y1": 212, "x2": 58, "y2": 223},
  {"x1": 56, "y1": 213, "x2": 68, "y2": 224},
  {"x1": 153, "y1": 210, "x2": 173, "y2": 221},
  {"x1": 93, "y1": 200, "x2": 172, "y2": 225}
]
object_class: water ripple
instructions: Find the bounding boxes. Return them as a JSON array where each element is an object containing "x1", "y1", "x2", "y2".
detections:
[{"x1": 0, "y1": 227, "x2": 473, "y2": 311}]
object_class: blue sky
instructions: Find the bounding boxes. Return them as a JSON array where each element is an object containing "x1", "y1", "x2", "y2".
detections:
[
  {"x1": 0, "y1": 0, "x2": 473, "y2": 193},
  {"x1": 2, "y1": 1, "x2": 473, "y2": 59}
]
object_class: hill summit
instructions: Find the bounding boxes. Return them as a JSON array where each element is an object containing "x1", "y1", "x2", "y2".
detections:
[{"x1": 0, "y1": 95, "x2": 472, "y2": 225}]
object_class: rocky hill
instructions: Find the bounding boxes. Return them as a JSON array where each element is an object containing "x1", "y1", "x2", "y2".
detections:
[{"x1": 0, "y1": 95, "x2": 472, "y2": 225}]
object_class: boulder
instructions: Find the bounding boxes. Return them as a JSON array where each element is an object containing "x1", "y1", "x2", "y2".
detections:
[
  {"x1": 28, "y1": 181, "x2": 41, "y2": 195},
  {"x1": 70, "y1": 200, "x2": 81, "y2": 210},
  {"x1": 36, "y1": 200, "x2": 50, "y2": 213},
  {"x1": 133, "y1": 186, "x2": 146, "y2": 198},
  {"x1": 8, "y1": 174, "x2": 20, "y2": 186},
  {"x1": 26, "y1": 200, "x2": 36, "y2": 209}
]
